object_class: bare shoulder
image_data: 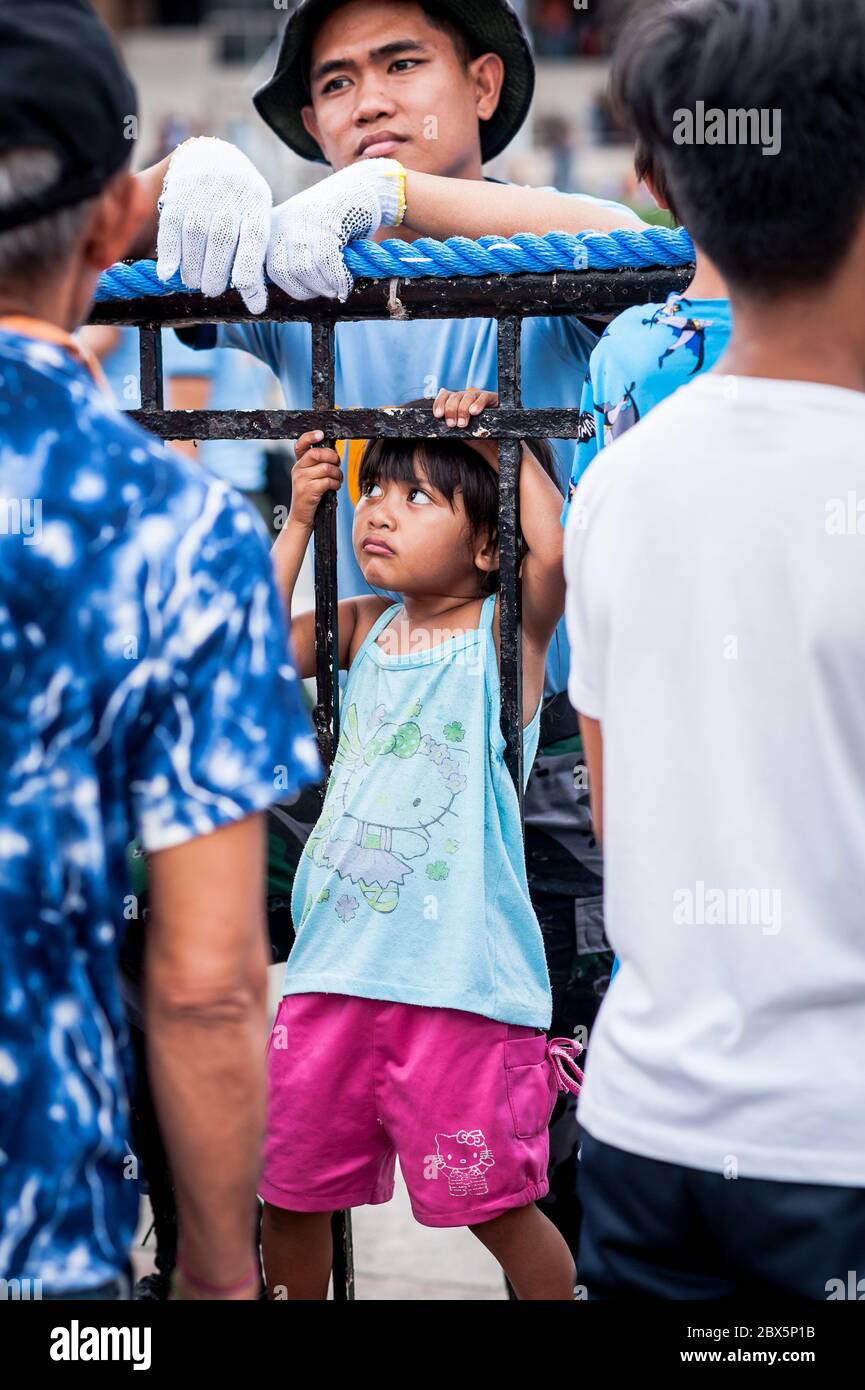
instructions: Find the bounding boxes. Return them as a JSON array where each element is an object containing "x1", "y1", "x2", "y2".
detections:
[{"x1": 347, "y1": 595, "x2": 397, "y2": 665}]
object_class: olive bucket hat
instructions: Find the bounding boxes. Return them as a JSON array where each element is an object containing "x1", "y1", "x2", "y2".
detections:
[{"x1": 253, "y1": 0, "x2": 536, "y2": 165}]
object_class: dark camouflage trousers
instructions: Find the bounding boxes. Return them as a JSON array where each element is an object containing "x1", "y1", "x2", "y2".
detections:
[{"x1": 523, "y1": 721, "x2": 611, "y2": 1264}]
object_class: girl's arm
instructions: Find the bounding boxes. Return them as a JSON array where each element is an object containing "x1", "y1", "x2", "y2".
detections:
[
  {"x1": 508, "y1": 443, "x2": 566, "y2": 649},
  {"x1": 433, "y1": 390, "x2": 565, "y2": 650},
  {"x1": 271, "y1": 431, "x2": 385, "y2": 678}
]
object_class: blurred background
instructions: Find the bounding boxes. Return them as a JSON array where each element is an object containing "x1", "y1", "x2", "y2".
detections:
[{"x1": 90, "y1": 0, "x2": 661, "y2": 217}]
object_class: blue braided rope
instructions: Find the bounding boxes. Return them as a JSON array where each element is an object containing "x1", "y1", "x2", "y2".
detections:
[{"x1": 94, "y1": 226, "x2": 694, "y2": 302}]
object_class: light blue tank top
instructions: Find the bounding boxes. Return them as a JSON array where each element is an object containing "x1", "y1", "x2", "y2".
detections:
[{"x1": 286, "y1": 592, "x2": 552, "y2": 1027}]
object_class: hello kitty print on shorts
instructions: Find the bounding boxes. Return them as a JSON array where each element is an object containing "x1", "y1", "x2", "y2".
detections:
[{"x1": 434, "y1": 1129, "x2": 495, "y2": 1196}]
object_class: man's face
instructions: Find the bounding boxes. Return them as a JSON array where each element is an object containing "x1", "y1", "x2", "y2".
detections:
[{"x1": 301, "y1": 0, "x2": 504, "y2": 178}]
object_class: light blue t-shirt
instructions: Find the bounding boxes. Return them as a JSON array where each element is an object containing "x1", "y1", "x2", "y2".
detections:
[
  {"x1": 98, "y1": 327, "x2": 274, "y2": 491},
  {"x1": 285, "y1": 592, "x2": 553, "y2": 1028},
  {"x1": 561, "y1": 291, "x2": 733, "y2": 521},
  {"x1": 207, "y1": 312, "x2": 592, "y2": 698},
  {"x1": 186, "y1": 191, "x2": 632, "y2": 697}
]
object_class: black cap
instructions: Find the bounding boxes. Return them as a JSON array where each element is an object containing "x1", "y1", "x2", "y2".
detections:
[
  {"x1": 253, "y1": 0, "x2": 535, "y2": 165},
  {"x1": 0, "y1": 0, "x2": 138, "y2": 233}
]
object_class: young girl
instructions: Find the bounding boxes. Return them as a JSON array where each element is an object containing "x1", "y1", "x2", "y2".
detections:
[{"x1": 263, "y1": 388, "x2": 583, "y2": 1300}]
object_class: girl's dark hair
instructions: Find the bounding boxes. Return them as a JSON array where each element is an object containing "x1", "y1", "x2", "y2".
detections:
[{"x1": 358, "y1": 399, "x2": 561, "y2": 597}]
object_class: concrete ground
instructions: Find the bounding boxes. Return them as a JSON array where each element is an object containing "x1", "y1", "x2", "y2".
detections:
[{"x1": 133, "y1": 1181, "x2": 507, "y2": 1301}]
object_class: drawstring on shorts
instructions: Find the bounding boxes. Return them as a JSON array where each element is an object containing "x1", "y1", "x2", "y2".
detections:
[{"x1": 546, "y1": 1036, "x2": 584, "y2": 1095}]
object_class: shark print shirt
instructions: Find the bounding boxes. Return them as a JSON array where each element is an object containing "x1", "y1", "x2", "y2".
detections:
[
  {"x1": 561, "y1": 292, "x2": 733, "y2": 522},
  {"x1": 0, "y1": 327, "x2": 320, "y2": 1292}
]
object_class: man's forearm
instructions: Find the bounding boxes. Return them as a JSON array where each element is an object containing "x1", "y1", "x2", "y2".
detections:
[
  {"x1": 125, "y1": 155, "x2": 172, "y2": 259},
  {"x1": 145, "y1": 965, "x2": 268, "y2": 1292},
  {"x1": 401, "y1": 169, "x2": 646, "y2": 240}
]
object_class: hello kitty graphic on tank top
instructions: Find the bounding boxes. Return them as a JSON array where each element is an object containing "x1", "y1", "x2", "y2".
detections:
[{"x1": 284, "y1": 592, "x2": 553, "y2": 1029}]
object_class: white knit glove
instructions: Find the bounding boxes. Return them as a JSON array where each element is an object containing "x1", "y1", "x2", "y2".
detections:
[
  {"x1": 156, "y1": 137, "x2": 273, "y2": 314},
  {"x1": 266, "y1": 158, "x2": 407, "y2": 302}
]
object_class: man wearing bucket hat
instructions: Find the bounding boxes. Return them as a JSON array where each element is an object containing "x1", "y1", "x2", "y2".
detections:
[
  {"x1": 0, "y1": 0, "x2": 320, "y2": 1299},
  {"x1": 258, "y1": 0, "x2": 535, "y2": 169},
  {"x1": 131, "y1": 0, "x2": 626, "y2": 1280},
  {"x1": 133, "y1": 0, "x2": 644, "y2": 312}
]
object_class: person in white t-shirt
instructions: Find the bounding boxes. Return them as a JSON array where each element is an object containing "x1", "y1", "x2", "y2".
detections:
[{"x1": 564, "y1": 0, "x2": 865, "y2": 1299}]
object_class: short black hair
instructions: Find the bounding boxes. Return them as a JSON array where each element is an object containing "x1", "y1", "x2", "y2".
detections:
[
  {"x1": 611, "y1": 0, "x2": 865, "y2": 295},
  {"x1": 358, "y1": 400, "x2": 560, "y2": 598}
]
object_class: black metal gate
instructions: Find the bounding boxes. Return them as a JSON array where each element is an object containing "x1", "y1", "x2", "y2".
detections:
[{"x1": 91, "y1": 260, "x2": 690, "y2": 1298}]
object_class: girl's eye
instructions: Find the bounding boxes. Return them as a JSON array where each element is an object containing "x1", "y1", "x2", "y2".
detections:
[
  {"x1": 408, "y1": 487, "x2": 432, "y2": 505},
  {"x1": 363, "y1": 482, "x2": 382, "y2": 498}
]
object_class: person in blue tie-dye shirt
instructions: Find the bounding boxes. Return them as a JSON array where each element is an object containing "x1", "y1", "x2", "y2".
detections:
[
  {"x1": 561, "y1": 143, "x2": 732, "y2": 522},
  {"x1": 0, "y1": 2, "x2": 319, "y2": 1300}
]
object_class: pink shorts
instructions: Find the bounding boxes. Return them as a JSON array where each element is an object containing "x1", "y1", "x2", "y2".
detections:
[{"x1": 261, "y1": 993, "x2": 567, "y2": 1228}]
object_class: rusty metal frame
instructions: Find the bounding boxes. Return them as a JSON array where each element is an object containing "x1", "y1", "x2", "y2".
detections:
[{"x1": 90, "y1": 261, "x2": 691, "y2": 1300}]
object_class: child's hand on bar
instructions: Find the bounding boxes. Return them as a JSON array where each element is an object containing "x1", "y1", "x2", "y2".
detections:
[
  {"x1": 433, "y1": 388, "x2": 500, "y2": 471},
  {"x1": 290, "y1": 431, "x2": 344, "y2": 530},
  {"x1": 433, "y1": 386, "x2": 497, "y2": 427}
]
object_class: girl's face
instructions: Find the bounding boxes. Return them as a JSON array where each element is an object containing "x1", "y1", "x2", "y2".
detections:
[{"x1": 353, "y1": 461, "x2": 490, "y2": 597}]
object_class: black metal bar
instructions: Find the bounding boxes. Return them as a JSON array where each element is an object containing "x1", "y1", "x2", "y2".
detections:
[
  {"x1": 138, "y1": 327, "x2": 163, "y2": 411},
  {"x1": 126, "y1": 406, "x2": 599, "y2": 441},
  {"x1": 310, "y1": 322, "x2": 339, "y2": 771},
  {"x1": 309, "y1": 319, "x2": 354, "y2": 1303},
  {"x1": 497, "y1": 317, "x2": 524, "y2": 804},
  {"x1": 91, "y1": 266, "x2": 690, "y2": 1304},
  {"x1": 330, "y1": 1209, "x2": 355, "y2": 1303},
  {"x1": 91, "y1": 265, "x2": 692, "y2": 328}
]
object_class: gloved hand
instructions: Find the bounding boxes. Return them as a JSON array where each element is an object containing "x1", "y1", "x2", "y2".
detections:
[
  {"x1": 266, "y1": 158, "x2": 407, "y2": 302},
  {"x1": 156, "y1": 137, "x2": 273, "y2": 314}
]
